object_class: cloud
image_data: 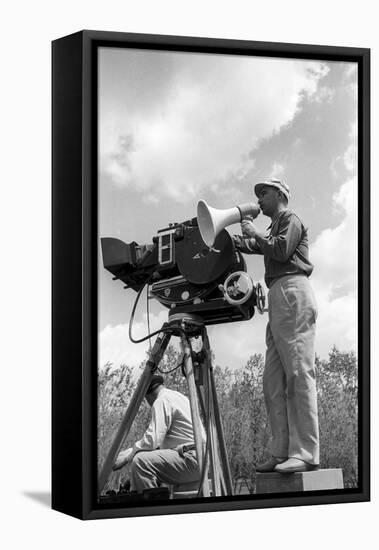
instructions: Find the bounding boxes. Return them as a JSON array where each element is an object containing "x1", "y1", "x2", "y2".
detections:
[
  {"x1": 343, "y1": 63, "x2": 358, "y2": 85},
  {"x1": 311, "y1": 121, "x2": 358, "y2": 358},
  {"x1": 100, "y1": 52, "x2": 329, "y2": 203},
  {"x1": 99, "y1": 310, "x2": 169, "y2": 370},
  {"x1": 343, "y1": 120, "x2": 358, "y2": 174},
  {"x1": 311, "y1": 85, "x2": 335, "y2": 104},
  {"x1": 215, "y1": 147, "x2": 358, "y2": 364},
  {"x1": 269, "y1": 162, "x2": 285, "y2": 178},
  {"x1": 207, "y1": 313, "x2": 267, "y2": 368},
  {"x1": 99, "y1": 310, "x2": 268, "y2": 372}
]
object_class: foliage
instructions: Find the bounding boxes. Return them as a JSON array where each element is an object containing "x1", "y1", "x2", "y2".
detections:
[
  {"x1": 98, "y1": 361, "x2": 150, "y2": 491},
  {"x1": 316, "y1": 347, "x2": 358, "y2": 488},
  {"x1": 98, "y1": 345, "x2": 358, "y2": 493}
]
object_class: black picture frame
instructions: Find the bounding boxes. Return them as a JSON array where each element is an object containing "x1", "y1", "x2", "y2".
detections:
[{"x1": 52, "y1": 30, "x2": 370, "y2": 520}]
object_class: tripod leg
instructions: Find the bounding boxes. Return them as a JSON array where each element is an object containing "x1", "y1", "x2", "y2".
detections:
[
  {"x1": 194, "y1": 371, "x2": 212, "y2": 493},
  {"x1": 202, "y1": 330, "x2": 234, "y2": 496},
  {"x1": 180, "y1": 333, "x2": 210, "y2": 497},
  {"x1": 202, "y1": 363, "x2": 222, "y2": 496},
  {"x1": 98, "y1": 328, "x2": 171, "y2": 495}
]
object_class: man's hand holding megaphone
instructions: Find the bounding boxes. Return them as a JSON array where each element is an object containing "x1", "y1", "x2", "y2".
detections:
[
  {"x1": 241, "y1": 216, "x2": 261, "y2": 239},
  {"x1": 232, "y1": 213, "x2": 263, "y2": 253}
]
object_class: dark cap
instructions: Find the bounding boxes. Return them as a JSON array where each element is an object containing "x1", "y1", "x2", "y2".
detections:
[{"x1": 146, "y1": 374, "x2": 164, "y2": 395}]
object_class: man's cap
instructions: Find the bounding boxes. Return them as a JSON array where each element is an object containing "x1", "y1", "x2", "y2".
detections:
[
  {"x1": 254, "y1": 178, "x2": 290, "y2": 202},
  {"x1": 146, "y1": 374, "x2": 164, "y2": 394}
]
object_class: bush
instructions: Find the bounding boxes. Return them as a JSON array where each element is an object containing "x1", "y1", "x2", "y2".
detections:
[{"x1": 98, "y1": 345, "x2": 358, "y2": 492}]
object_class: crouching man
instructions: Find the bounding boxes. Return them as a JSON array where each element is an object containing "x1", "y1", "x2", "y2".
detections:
[{"x1": 113, "y1": 375, "x2": 205, "y2": 493}]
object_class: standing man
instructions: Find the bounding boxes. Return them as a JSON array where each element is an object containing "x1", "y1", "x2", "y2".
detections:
[
  {"x1": 113, "y1": 375, "x2": 205, "y2": 492},
  {"x1": 234, "y1": 178, "x2": 319, "y2": 473}
]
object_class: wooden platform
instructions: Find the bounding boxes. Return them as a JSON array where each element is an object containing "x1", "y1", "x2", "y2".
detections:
[{"x1": 255, "y1": 468, "x2": 344, "y2": 494}]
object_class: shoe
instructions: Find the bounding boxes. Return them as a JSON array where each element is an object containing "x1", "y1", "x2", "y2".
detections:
[
  {"x1": 255, "y1": 456, "x2": 287, "y2": 473},
  {"x1": 274, "y1": 458, "x2": 319, "y2": 474}
]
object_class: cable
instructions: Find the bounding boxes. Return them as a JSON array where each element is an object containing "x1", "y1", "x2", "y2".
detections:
[
  {"x1": 128, "y1": 276, "x2": 188, "y2": 344},
  {"x1": 128, "y1": 277, "x2": 170, "y2": 344},
  {"x1": 157, "y1": 357, "x2": 185, "y2": 374}
]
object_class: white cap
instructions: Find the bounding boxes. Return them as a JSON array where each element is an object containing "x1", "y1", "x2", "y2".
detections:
[{"x1": 254, "y1": 178, "x2": 290, "y2": 202}]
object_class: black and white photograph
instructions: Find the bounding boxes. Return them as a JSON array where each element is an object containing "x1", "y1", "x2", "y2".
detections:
[
  {"x1": 4, "y1": 0, "x2": 378, "y2": 545},
  {"x1": 97, "y1": 43, "x2": 363, "y2": 506}
]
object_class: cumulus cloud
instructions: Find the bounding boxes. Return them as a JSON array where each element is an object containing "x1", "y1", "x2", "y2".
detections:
[
  {"x1": 343, "y1": 120, "x2": 358, "y2": 174},
  {"x1": 100, "y1": 52, "x2": 328, "y2": 203},
  {"x1": 269, "y1": 162, "x2": 285, "y2": 178},
  {"x1": 99, "y1": 310, "x2": 170, "y2": 371},
  {"x1": 100, "y1": 163, "x2": 358, "y2": 369},
  {"x1": 213, "y1": 149, "x2": 359, "y2": 364},
  {"x1": 311, "y1": 85, "x2": 335, "y2": 104},
  {"x1": 343, "y1": 63, "x2": 358, "y2": 86},
  {"x1": 98, "y1": 57, "x2": 359, "y2": 370},
  {"x1": 311, "y1": 122, "x2": 358, "y2": 358},
  {"x1": 99, "y1": 310, "x2": 268, "y2": 372},
  {"x1": 207, "y1": 313, "x2": 267, "y2": 368}
]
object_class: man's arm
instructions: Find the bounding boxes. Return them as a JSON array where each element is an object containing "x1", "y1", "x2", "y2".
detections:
[
  {"x1": 132, "y1": 399, "x2": 172, "y2": 453},
  {"x1": 113, "y1": 398, "x2": 172, "y2": 470},
  {"x1": 254, "y1": 214, "x2": 302, "y2": 262},
  {"x1": 241, "y1": 214, "x2": 302, "y2": 263},
  {"x1": 233, "y1": 234, "x2": 263, "y2": 255}
]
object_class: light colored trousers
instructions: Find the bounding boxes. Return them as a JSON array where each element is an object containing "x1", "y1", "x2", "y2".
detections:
[
  {"x1": 264, "y1": 274, "x2": 319, "y2": 465},
  {"x1": 130, "y1": 449, "x2": 200, "y2": 492}
]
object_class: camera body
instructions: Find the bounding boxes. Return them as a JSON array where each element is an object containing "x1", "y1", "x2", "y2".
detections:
[{"x1": 101, "y1": 217, "x2": 263, "y2": 325}]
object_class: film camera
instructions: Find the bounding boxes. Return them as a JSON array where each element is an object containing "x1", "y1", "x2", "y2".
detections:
[{"x1": 101, "y1": 201, "x2": 265, "y2": 326}]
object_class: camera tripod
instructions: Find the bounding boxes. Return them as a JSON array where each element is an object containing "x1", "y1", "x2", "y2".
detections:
[{"x1": 98, "y1": 313, "x2": 234, "y2": 498}]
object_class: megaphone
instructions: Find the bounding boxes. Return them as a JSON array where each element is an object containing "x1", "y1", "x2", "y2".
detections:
[{"x1": 197, "y1": 200, "x2": 260, "y2": 247}]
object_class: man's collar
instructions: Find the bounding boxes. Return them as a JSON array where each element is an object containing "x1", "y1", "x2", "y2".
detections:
[{"x1": 267, "y1": 208, "x2": 289, "y2": 229}]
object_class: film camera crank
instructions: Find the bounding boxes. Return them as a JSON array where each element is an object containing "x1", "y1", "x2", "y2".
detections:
[{"x1": 99, "y1": 201, "x2": 266, "y2": 499}]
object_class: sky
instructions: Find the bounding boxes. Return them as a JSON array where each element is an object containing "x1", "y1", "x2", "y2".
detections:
[{"x1": 98, "y1": 47, "x2": 358, "y2": 372}]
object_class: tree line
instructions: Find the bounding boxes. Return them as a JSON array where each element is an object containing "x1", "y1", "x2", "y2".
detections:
[{"x1": 98, "y1": 345, "x2": 358, "y2": 493}]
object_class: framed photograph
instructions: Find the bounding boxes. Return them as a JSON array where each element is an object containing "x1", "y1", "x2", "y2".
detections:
[{"x1": 52, "y1": 30, "x2": 370, "y2": 520}]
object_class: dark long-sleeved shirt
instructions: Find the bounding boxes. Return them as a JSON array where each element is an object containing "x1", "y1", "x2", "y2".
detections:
[{"x1": 235, "y1": 209, "x2": 313, "y2": 288}]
